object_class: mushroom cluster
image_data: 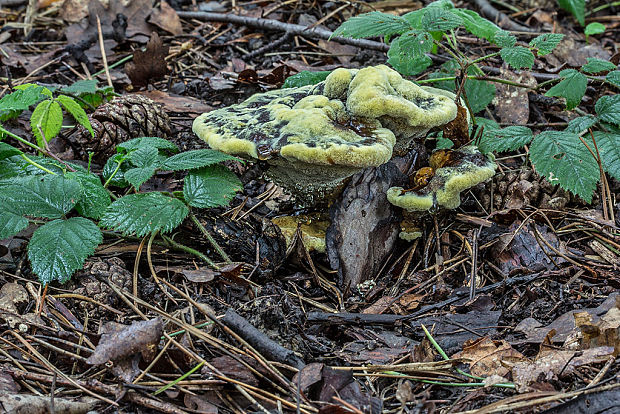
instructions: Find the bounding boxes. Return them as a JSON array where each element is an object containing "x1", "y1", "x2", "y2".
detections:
[{"x1": 193, "y1": 65, "x2": 459, "y2": 204}]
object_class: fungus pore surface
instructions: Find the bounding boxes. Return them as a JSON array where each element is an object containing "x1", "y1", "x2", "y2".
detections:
[{"x1": 193, "y1": 65, "x2": 458, "y2": 203}]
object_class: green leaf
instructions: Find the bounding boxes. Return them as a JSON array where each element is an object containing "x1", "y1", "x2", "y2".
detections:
[
  {"x1": 125, "y1": 167, "x2": 156, "y2": 190},
  {"x1": 392, "y1": 29, "x2": 434, "y2": 58},
  {"x1": 594, "y1": 131, "x2": 620, "y2": 181},
  {"x1": 500, "y1": 46, "x2": 535, "y2": 70},
  {"x1": 581, "y1": 58, "x2": 616, "y2": 74},
  {"x1": 331, "y1": 12, "x2": 411, "y2": 39},
  {"x1": 55, "y1": 95, "x2": 94, "y2": 137},
  {"x1": 388, "y1": 51, "x2": 432, "y2": 76},
  {"x1": 0, "y1": 85, "x2": 45, "y2": 121},
  {"x1": 100, "y1": 192, "x2": 189, "y2": 237},
  {"x1": 282, "y1": 71, "x2": 331, "y2": 88},
  {"x1": 450, "y1": 9, "x2": 499, "y2": 42},
  {"x1": 0, "y1": 142, "x2": 23, "y2": 160},
  {"x1": 31, "y1": 99, "x2": 63, "y2": 147},
  {"x1": 606, "y1": 71, "x2": 620, "y2": 88},
  {"x1": 117, "y1": 137, "x2": 179, "y2": 154},
  {"x1": 60, "y1": 79, "x2": 98, "y2": 95},
  {"x1": 161, "y1": 149, "x2": 238, "y2": 171},
  {"x1": 493, "y1": 30, "x2": 516, "y2": 48},
  {"x1": 595, "y1": 95, "x2": 620, "y2": 126},
  {"x1": 128, "y1": 145, "x2": 160, "y2": 168},
  {"x1": 478, "y1": 126, "x2": 533, "y2": 154},
  {"x1": 464, "y1": 77, "x2": 496, "y2": 114},
  {"x1": 183, "y1": 165, "x2": 242, "y2": 208},
  {"x1": 584, "y1": 22, "x2": 605, "y2": 36},
  {"x1": 102, "y1": 154, "x2": 129, "y2": 188},
  {"x1": 421, "y1": 8, "x2": 462, "y2": 32},
  {"x1": 0, "y1": 175, "x2": 82, "y2": 219},
  {"x1": 0, "y1": 209, "x2": 29, "y2": 239},
  {"x1": 65, "y1": 171, "x2": 111, "y2": 219},
  {"x1": 435, "y1": 134, "x2": 454, "y2": 150},
  {"x1": 28, "y1": 217, "x2": 102, "y2": 284},
  {"x1": 558, "y1": 0, "x2": 585, "y2": 26},
  {"x1": 530, "y1": 131, "x2": 599, "y2": 201},
  {"x1": 566, "y1": 115, "x2": 597, "y2": 133},
  {"x1": 544, "y1": 69, "x2": 587, "y2": 110},
  {"x1": 529, "y1": 33, "x2": 564, "y2": 56}
]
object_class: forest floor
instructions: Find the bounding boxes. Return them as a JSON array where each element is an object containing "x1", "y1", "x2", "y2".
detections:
[{"x1": 0, "y1": 0, "x2": 619, "y2": 413}]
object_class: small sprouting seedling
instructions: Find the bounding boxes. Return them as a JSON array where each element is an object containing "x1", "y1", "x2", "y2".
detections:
[
  {"x1": 584, "y1": 22, "x2": 605, "y2": 42},
  {"x1": 0, "y1": 136, "x2": 242, "y2": 285}
]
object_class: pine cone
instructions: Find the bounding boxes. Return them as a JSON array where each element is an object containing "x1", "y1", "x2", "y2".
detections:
[{"x1": 70, "y1": 94, "x2": 171, "y2": 164}]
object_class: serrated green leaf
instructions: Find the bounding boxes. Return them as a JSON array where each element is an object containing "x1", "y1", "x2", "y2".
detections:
[
  {"x1": 478, "y1": 126, "x2": 533, "y2": 154},
  {"x1": 606, "y1": 71, "x2": 620, "y2": 88},
  {"x1": 388, "y1": 51, "x2": 432, "y2": 76},
  {"x1": 125, "y1": 167, "x2": 156, "y2": 190},
  {"x1": 493, "y1": 30, "x2": 516, "y2": 48},
  {"x1": 0, "y1": 86, "x2": 45, "y2": 121},
  {"x1": 128, "y1": 145, "x2": 160, "y2": 168},
  {"x1": 102, "y1": 154, "x2": 129, "y2": 188},
  {"x1": 0, "y1": 209, "x2": 29, "y2": 239},
  {"x1": 65, "y1": 171, "x2": 111, "y2": 219},
  {"x1": 392, "y1": 30, "x2": 434, "y2": 57},
  {"x1": 28, "y1": 217, "x2": 102, "y2": 284},
  {"x1": 594, "y1": 131, "x2": 620, "y2": 181},
  {"x1": 584, "y1": 22, "x2": 605, "y2": 36},
  {"x1": 595, "y1": 95, "x2": 620, "y2": 126},
  {"x1": 581, "y1": 58, "x2": 616, "y2": 74},
  {"x1": 464, "y1": 78, "x2": 496, "y2": 114},
  {"x1": 282, "y1": 70, "x2": 331, "y2": 88},
  {"x1": 0, "y1": 142, "x2": 22, "y2": 160},
  {"x1": 100, "y1": 192, "x2": 189, "y2": 237},
  {"x1": 558, "y1": 0, "x2": 585, "y2": 26},
  {"x1": 61, "y1": 79, "x2": 98, "y2": 95},
  {"x1": 545, "y1": 69, "x2": 587, "y2": 110},
  {"x1": 331, "y1": 12, "x2": 411, "y2": 39},
  {"x1": 183, "y1": 165, "x2": 242, "y2": 208},
  {"x1": 500, "y1": 46, "x2": 535, "y2": 70},
  {"x1": 161, "y1": 149, "x2": 238, "y2": 171},
  {"x1": 566, "y1": 115, "x2": 597, "y2": 133},
  {"x1": 0, "y1": 175, "x2": 82, "y2": 218},
  {"x1": 421, "y1": 8, "x2": 462, "y2": 32},
  {"x1": 117, "y1": 137, "x2": 179, "y2": 154},
  {"x1": 451, "y1": 9, "x2": 499, "y2": 41},
  {"x1": 530, "y1": 131, "x2": 599, "y2": 201},
  {"x1": 55, "y1": 95, "x2": 94, "y2": 137},
  {"x1": 31, "y1": 99, "x2": 63, "y2": 148},
  {"x1": 529, "y1": 33, "x2": 564, "y2": 56}
]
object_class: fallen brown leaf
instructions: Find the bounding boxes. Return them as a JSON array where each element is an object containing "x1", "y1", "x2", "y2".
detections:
[{"x1": 126, "y1": 32, "x2": 169, "y2": 88}]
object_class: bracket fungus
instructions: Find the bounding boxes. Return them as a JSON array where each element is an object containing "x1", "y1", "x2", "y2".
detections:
[
  {"x1": 387, "y1": 146, "x2": 496, "y2": 214},
  {"x1": 192, "y1": 65, "x2": 458, "y2": 204}
]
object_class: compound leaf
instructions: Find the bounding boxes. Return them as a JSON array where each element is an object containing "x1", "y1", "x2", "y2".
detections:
[
  {"x1": 100, "y1": 192, "x2": 189, "y2": 237},
  {"x1": 162, "y1": 149, "x2": 238, "y2": 171},
  {"x1": 530, "y1": 130, "x2": 599, "y2": 202},
  {"x1": 28, "y1": 217, "x2": 102, "y2": 284},
  {"x1": 545, "y1": 69, "x2": 587, "y2": 110},
  {"x1": 30, "y1": 99, "x2": 63, "y2": 148},
  {"x1": 500, "y1": 46, "x2": 535, "y2": 70},
  {"x1": 56, "y1": 95, "x2": 94, "y2": 137},
  {"x1": 184, "y1": 165, "x2": 242, "y2": 208},
  {"x1": 331, "y1": 11, "x2": 411, "y2": 39}
]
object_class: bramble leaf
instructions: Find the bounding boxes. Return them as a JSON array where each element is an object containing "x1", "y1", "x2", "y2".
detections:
[
  {"x1": 581, "y1": 58, "x2": 616, "y2": 74},
  {"x1": 529, "y1": 33, "x2": 564, "y2": 55},
  {"x1": 566, "y1": 115, "x2": 597, "y2": 133},
  {"x1": 594, "y1": 131, "x2": 620, "y2": 181},
  {"x1": 478, "y1": 126, "x2": 533, "y2": 154},
  {"x1": 117, "y1": 137, "x2": 179, "y2": 154},
  {"x1": 0, "y1": 85, "x2": 45, "y2": 121},
  {"x1": 0, "y1": 209, "x2": 28, "y2": 239},
  {"x1": 606, "y1": 71, "x2": 620, "y2": 88},
  {"x1": 65, "y1": 171, "x2": 111, "y2": 219},
  {"x1": 500, "y1": 46, "x2": 535, "y2": 70},
  {"x1": 282, "y1": 71, "x2": 331, "y2": 88},
  {"x1": 0, "y1": 142, "x2": 23, "y2": 160},
  {"x1": 183, "y1": 165, "x2": 242, "y2": 208},
  {"x1": 387, "y1": 30, "x2": 433, "y2": 75},
  {"x1": 558, "y1": 0, "x2": 585, "y2": 26},
  {"x1": 100, "y1": 192, "x2": 189, "y2": 237},
  {"x1": 56, "y1": 95, "x2": 94, "y2": 137},
  {"x1": 128, "y1": 146, "x2": 160, "y2": 168},
  {"x1": 162, "y1": 149, "x2": 239, "y2": 171},
  {"x1": 421, "y1": 8, "x2": 462, "y2": 32},
  {"x1": 331, "y1": 12, "x2": 411, "y2": 39},
  {"x1": 28, "y1": 217, "x2": 102, "y2": 284},
  {"x1": 493, "y1": 30, "x2": 516, "y2": 48},
  {"x1": 60, "y1": 79, "x2": 98, "y2": 95},
  {"x1": 450, "y1": 9, "x2": 499, "y2": 41},
  {"x1": 545, "y1": 69, "x2": 587, "y2": 110},
  {"x1": 595, "y1": 95, "x2": 620, "y2": 126},
  {"x1": 530, "y1": 131, "x2": 599, "y2": 202},
  {"x1": 464, "y1": 77, "x2": 496, "y2": 114},
  {"x1": 125, "y1": 167, "x2": 156, "y2": 190},
  {"x1": 31, "y1": 99, "x2": 63, "y2": 148}
]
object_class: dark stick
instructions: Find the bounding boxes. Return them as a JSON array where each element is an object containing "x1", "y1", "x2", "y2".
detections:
[
  {"x1": 176, "y1": 11, "x2": 390, "y2": 52},
  {"x1": 221, "y1": 308, "x2": 305, "y2": 369},
  {"x1": 307, "y1": 272, "x2": 543, "y2": 325},
  {"x1": 472, "y1": 0, "x2": 535, "y2": 32}
]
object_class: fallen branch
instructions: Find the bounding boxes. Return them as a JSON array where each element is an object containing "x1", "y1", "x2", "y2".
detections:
[
  {"x1": 472, "y1": 0, "x2": 535, "y2": 32},
  {"x1": 176, "y1": 11, "x2": 389, "y2": 52}
]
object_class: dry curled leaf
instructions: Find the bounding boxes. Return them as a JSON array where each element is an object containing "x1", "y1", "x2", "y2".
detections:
[{"x1": 126, "y1": 32, "x2": 169, "y2": 88}]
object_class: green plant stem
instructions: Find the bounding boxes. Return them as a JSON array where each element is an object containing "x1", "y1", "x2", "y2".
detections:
[
  {"x1": 418, "y1": 75, "x2": 535, "y2": 89},
  {"x1": 0, "y1": 125, "x2": 43, "y2": 153},
  {"x1": 20, "y1": 154, "x2": 56, "y2": 175},
  {"x1": 587, "y1": 1, "x2": 620, "y2": 15},
  {"x1": 103, "y1": 159, "x2": 124, "y2": 188},
  {"x1": 153, "y1": 361, "x2": 204, "y2": 395},
  {"x1": 469, "y1": 51, "x2": 501, "y2": 66},
  {"x1": 160, "y1": 234, "x2": 219, "y2": 269},
  {"x1": 92, "y1": 54, "x2": 133, "y2": 78},
  {"x1": 189, "y1": 212, "x2": 232, "y2": 264}
]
